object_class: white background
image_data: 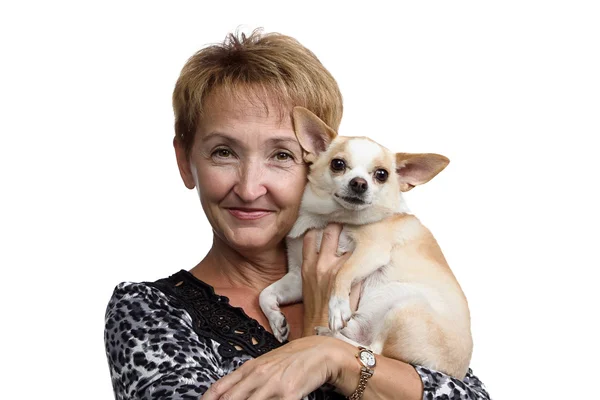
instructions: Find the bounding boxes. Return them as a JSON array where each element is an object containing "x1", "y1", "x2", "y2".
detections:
[{"x1": 1, "y1": 1, "x2": 598, "y2": 399}]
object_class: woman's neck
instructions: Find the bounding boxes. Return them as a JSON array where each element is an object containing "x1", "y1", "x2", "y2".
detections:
[{"x1": 191, "y1": 235, "x2": 289, "y2": 292}]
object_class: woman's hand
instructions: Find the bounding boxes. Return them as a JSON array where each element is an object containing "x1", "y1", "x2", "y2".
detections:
[
  {"x1": 202, "y1": 335, "x2": 342, "y2": 400},
  {"x1": 301, "y1": 223, "x2": 360, "y2": 337}
]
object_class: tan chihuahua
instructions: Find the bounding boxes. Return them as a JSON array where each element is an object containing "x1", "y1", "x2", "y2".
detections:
[{"x1": 259, "y1": 107, "x2": 472, "y2": 379}]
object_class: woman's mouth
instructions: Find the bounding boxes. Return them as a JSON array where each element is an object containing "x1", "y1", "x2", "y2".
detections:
[{"x1": 227, "y1": 208, "x2": 273, "y2": 220}]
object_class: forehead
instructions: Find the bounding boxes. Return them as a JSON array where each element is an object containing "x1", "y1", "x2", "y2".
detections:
[
  {"x1": 197, "y1": 88, "x2": 292, "y2": 136},
  {"x1": 330, "y1": 137, "x2": 393, "y2": 167},
  {"x1": 202, "y1": 87, "x2": 288, "y2": 122}
]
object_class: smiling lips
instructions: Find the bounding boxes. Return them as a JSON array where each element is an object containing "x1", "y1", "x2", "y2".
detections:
[{"x1": 227, "y1": 208, "x2": 274, "y2": 220}]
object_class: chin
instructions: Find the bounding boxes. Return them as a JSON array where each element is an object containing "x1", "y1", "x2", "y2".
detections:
[
  {"x1": 224, "y1": 226, "x2": 282, "y2": 252},
  {"x1": 334, "y1": 196, "x2": 372, "y2": 211}
]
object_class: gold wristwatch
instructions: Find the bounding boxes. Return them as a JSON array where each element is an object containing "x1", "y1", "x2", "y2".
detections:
[{"x1": 348, "y1": 346, "x2": 376, "y2": 400}]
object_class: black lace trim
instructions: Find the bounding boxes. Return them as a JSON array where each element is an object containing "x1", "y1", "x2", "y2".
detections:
[{"x1": 147, "y1": 270, "x2": 284, "y2": 359}]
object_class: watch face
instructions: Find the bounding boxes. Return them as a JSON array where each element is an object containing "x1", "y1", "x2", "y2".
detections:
[{"x1": 359, "y1": 350, "x2": 376, "y2": 368}]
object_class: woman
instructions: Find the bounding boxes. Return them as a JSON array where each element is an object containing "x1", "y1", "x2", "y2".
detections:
[{"x1": 104, "y1": 29, "x2": 491, "y2": 400}]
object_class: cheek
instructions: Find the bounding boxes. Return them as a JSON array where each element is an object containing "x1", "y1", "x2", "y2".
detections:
[
  {"x1": 196, "y1": 165, "x2": 236, "y2": 201},
  {"x1": 311, "y1": 169, "x2": 336, "y2": 189},
  {"x1": 269, "y1": 168, "x2": 307, "y2": 208},
  {"x1": 373, "y1": 181, "x2": 393, "y2": 198},
  {"x1": 330, "y1": 173, "x2": 348, "y2": 189}
]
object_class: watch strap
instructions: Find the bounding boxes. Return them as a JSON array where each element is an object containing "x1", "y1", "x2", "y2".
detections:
[{"x1": 347, "y1": 366, "x2": 374, "y2": 400}]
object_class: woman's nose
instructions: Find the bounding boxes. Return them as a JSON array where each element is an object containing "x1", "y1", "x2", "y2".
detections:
[{"x1": 233, "y1": 159, "x2": 268, "y2": 202}]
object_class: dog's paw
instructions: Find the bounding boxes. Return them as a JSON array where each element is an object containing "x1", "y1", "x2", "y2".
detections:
[
  {"x1": 269, "y1": 311, "x2": 289, "y2": 342},
  {"x1": 328, "y1": 296, "x2": 352, "y2": 332},
  {"x1": 314, "y1": 326, "x2": 334, "y2": 337},
  {"x1": 259, "y1": 292, "x2": 289, "y2": 342}
]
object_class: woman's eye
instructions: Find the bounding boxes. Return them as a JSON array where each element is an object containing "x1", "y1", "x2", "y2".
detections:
[
  {"x1": 213, "y1": 148, "x2": 232, "y2": 158},
  {"x1": 274, "y1": 152, "x2": 292, "y2": 161}
]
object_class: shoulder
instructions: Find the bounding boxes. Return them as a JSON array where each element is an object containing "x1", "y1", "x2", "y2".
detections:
[
  {"x1": 106, "y1": 281, "x2": 160, "y2": 308},
  {"x1": 105, "y1": 280, "x2": 192, "y2": 328},
  {"x1": 106, "y1": 280, "x2": 177, "y2": 309},
  {"x1": 103, "y1": 280, "x2": 198, "y2": 362}
]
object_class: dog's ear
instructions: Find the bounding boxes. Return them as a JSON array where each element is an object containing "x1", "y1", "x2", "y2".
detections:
[
  {"x1": 292, "y1": 107, "x2": 337, "y2": 161},
  {"x1": 395, "y1": 153, "x2": 450, "y2": 192}
]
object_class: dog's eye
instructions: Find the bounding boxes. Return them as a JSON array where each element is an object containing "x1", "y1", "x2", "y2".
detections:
[
  {"x1": 330, "y1": 159, "x2": 346, "y2": 172},
  {"x1": 374, "y1": 169, "x2": 389, "y2": 182}
]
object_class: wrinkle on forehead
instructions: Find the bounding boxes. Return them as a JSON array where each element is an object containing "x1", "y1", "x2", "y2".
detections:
[{"x1": 202, "y1": 85, "x2": 291, "y2": 125}]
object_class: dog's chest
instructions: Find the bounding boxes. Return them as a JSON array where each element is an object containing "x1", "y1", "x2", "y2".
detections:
[
  {"x1": 337, "y1": 229, "x2": 355, "y2": 254},
  {"x1": 312, "y1": 228, "x2": 355, "y2": 255},
  {"x1": 288, "y1": 213, "x2": 357, "y2": 255}
]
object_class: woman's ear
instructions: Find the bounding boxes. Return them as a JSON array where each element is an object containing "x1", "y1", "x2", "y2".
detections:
[
  {"x1": 395, "y1": 152, "x2": 450, "y2": 192},
  {"x1": 173, "y1": 137, "x2": 196, "y2": 190},
  {"x1": 292, "y1": 107, "x2": 337, "y2": 158}
]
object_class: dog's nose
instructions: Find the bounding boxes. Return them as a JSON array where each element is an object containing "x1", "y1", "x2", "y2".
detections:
[{"x1": 349, "y1": 177, "x2": 368, "y2": 194}]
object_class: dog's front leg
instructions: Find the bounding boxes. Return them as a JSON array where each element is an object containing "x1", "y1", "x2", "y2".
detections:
[
  {"x1": 259, "y1": 236, "x2": 304, "y2": 342},
  {"x1": 328, "y1": 241, "x2": 392, "y2": 331}
]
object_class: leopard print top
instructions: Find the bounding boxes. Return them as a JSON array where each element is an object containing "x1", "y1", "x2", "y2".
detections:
[{"x1": 104, "y1": 270, "x2": 491, "y2": 399}]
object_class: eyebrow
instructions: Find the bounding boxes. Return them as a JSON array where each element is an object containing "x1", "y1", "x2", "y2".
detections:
[
  {"x1": 200, "y1": 132, "x2": 241, "y2": 145},
  {"x1": 266, "y1": 137, "x2": 301, "y2": 148},
  {"x1": 201, "y1": 132, "x2": 301, "y2": 149}
]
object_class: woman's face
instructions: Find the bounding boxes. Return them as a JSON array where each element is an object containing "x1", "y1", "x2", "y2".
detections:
[{"x1": 174, "y1": 91, "x2": 307, "y2": 253}]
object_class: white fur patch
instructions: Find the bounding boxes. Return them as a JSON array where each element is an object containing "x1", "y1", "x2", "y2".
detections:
[
  {"x1": 329, "y1": 295, "x2": 353, "y2": 331},
  {"x1": 347, "y1": 139, "x2": 385, "y2": 169}
]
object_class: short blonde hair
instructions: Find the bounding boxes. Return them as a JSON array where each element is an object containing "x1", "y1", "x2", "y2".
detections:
[{"x1": 172, "y1": 29, "x2": 343, "y2": 156}]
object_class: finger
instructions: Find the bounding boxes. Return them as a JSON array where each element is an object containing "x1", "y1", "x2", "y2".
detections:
[
  {"x1": 302, "y1": 229, "x2": 318, "y2": 265},
  {"x1": 246, "y1": 383, "x2": 276, "y2": 400},
  {"x1": 218, "y1": 373, "x2": 261, "y2": 400},
  {"x1": 203, "y1": 369, "x2": 245, "y2": 400},
  {"x1": 319, "y1": 223, "x2": 343, "y2": 257},
  {"x1": 330, "y1": 251, "x2": 352, "y2": 275}
]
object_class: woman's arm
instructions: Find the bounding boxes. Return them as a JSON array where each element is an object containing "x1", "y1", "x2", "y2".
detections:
[
  {"x1": 415, "y1": 366, "x2": 490, "y2": 400},
  {"x1": 104, "y1": 282, "x2": 232, "y2": 399},
  {"x1": 331, "y1": 339, "x2": 490, "y2": 400},
  {"x1": 331, "y1": 340, "x2": 422, "y2": 399}
]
